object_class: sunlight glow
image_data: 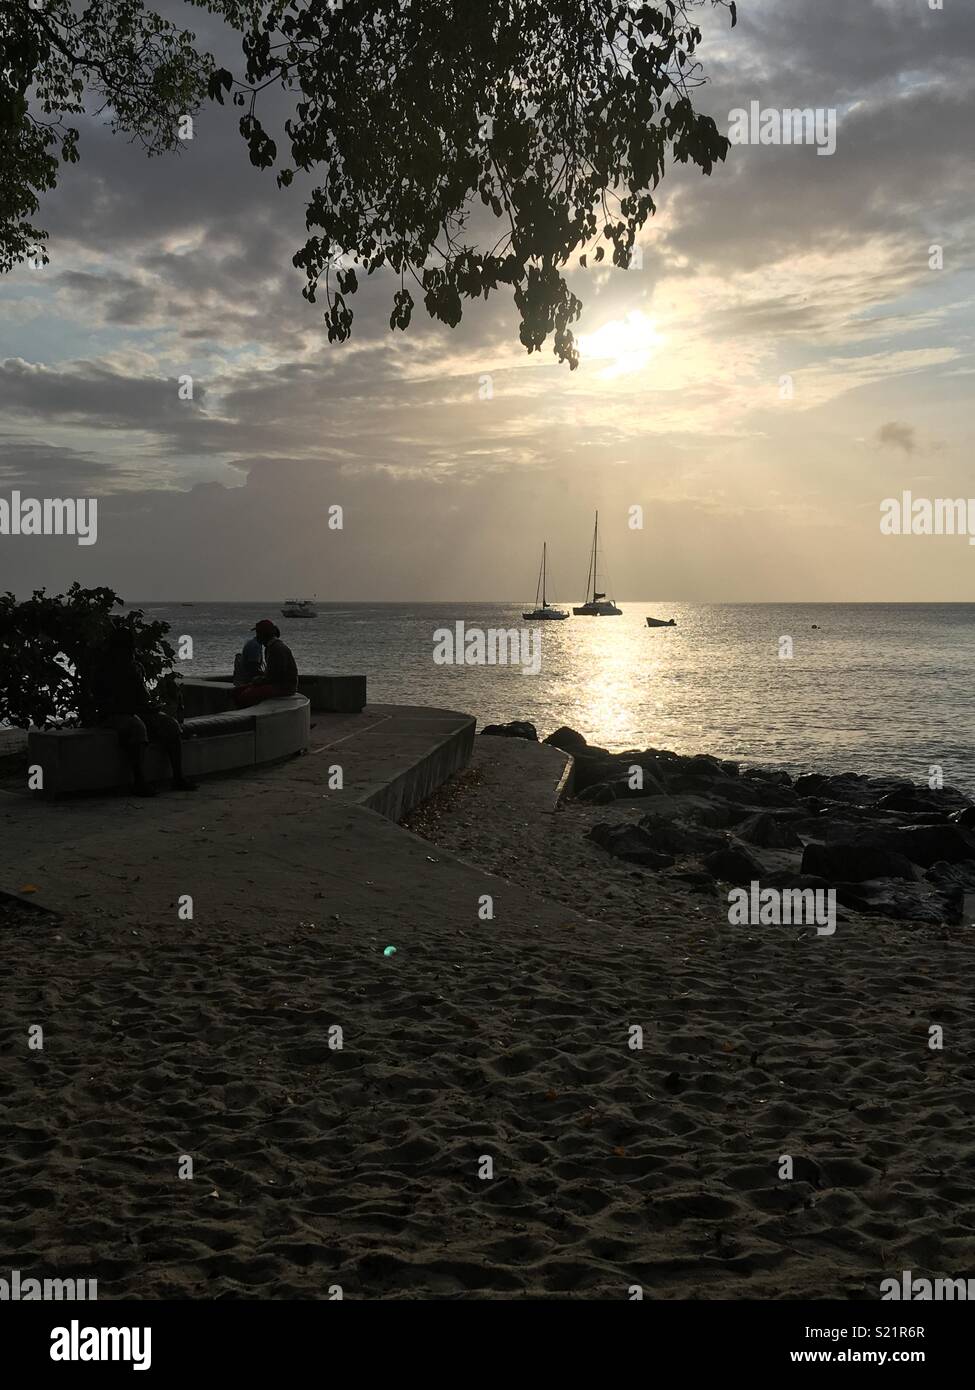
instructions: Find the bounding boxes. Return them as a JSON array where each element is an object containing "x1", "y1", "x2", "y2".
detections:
[{"x1": 578, "y1": 311, "x2": 666, "y2": 378}]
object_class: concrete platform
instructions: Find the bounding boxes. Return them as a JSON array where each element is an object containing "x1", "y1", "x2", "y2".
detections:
[{"x1": 0, "y1": 703, "x2": 489, "y2": 926}]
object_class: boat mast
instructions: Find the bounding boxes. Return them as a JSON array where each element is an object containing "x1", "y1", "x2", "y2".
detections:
[
  {"x1": 542, "y1": 542, "x2": 547, "y2": 607},
  {"x1": 594, "y1": 512, "x2": 598, "y2": 600}
]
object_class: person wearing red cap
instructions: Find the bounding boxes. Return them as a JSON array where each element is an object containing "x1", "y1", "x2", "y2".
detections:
[{"x1": 232, "y1": 620, "x2": 299, "y2": 708}]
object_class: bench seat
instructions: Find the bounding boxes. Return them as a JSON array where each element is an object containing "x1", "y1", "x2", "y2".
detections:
[{"x1": 28, "y1": 694, "x2": 309, "y2": 796}]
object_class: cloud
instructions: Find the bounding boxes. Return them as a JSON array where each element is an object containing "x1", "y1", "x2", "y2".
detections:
[
  {"x1": 1, "y1": 0, "x2": 973, "y2": 599},
  {"x1": 875, "y1": 421, "x2": 918, "y2": 455}
]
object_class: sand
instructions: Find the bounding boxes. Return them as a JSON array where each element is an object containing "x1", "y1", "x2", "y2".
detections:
[{"x1": 2, "y1": 736, "x2": 974, "y2": 1299}]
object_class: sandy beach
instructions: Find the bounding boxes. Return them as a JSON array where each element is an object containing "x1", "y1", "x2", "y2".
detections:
[{"x1": 2, "y1": 732, "x2": 974, "y2": 1300}]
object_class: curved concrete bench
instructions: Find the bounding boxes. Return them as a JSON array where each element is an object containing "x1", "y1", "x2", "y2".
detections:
[
  {"x1": 27, "y1": 693, "x2": 310, "y2": 796},
  {"x1": 188, "y1": 673, "x2": 366, "y2": 714}
]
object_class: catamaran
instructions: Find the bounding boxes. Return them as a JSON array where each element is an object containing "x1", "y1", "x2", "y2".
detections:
[
  {"x1": 523, "y1": 542, "x2": 569, "y2": 621},
  {"x1": 573, "y1": 512, "x2": 622, "y2": 616}
]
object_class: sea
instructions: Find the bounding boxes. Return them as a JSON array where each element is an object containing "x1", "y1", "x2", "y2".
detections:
[{"x1": 128, "y1": 601, "x2": 975, "y2": 796}]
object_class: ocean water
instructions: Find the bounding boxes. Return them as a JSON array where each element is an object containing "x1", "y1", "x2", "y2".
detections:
[{"x1": 131, "y1": 601, "x2": 975, "y2": 795}]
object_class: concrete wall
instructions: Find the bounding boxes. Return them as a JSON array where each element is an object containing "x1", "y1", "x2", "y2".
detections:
[
  {"x1": 187, "y1": 674, "x2": 366, "y2": 714},
  {"x1": 364, "y1": 717, "x2": 476, "y2": 821},
  {"x1": 28, "y1": 695, "x2": 309, "y2": 796}
]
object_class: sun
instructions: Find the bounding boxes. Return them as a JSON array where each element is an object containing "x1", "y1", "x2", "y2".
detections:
[{"x1": 578, "y1": 310, "x2": 665, "y2": 378}]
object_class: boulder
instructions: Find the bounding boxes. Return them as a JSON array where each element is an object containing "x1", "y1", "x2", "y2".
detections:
[
  {"x1": 576, "y1": 781, "x2": 616, "y2": 806},
  {"x1": 742, "y1": 767, "x2": 793, "y2": 787},
  {"x1": 702, "y1": 842, "x2": 766, "y2": 884},
  {"x1": 713, "y1": 780, "x2": 799, "y2": 811},
  {"x1": 874, "y1": 786, "x2": 942, "y2": 815},
  {"x1": 480, "y1": 720, "x2": 537, "y2": 741},
  {"x1": 666, "y1": 868, "x2": 718, "y2": 894},
  {"x1": 587, "y1": 823, "x2": 675, "y2": 870},
  {"x1": 573, "y1": 754, "x2": 628, "y2": 792},
  {"x1": 818, "y1": 773, "x2": 873, "y2": 806},
  {"x1": 638, "y1": 815, "x2": 728, "y2": 857},
  {"x1": 925, "y1": 859, "x2": 975, "y2": 891},
  {"x1": 737, "y1": 811, "x2": 804, "y2": 849},
  {"x1": 887, "y1": 823, "x2": 975, "y2": 868},
  {"x1": 796, "y1": 773, "x2": 830, "y2": 797},
  {"x1": 544, "y1": 726, "x2": 590, "y2": 756},
  {"x1": 801, "y1": 840, "x2": 919, "y2": 883}
]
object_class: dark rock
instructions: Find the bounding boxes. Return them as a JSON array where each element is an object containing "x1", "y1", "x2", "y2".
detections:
[
  {"x1": 713, "y1": 780, "x2": 799, "y2": 810},
  {"x1": 605, "y1": 768, "x2": 667, "y2": 800},
  {"x1": 743, "y1": 766, "x2": 793, "y2": 787},
  {"x1": 691, "y1": 801, "x2": 753, "y2": 829},
  {"x1": 702, "y1": 843, "x2": 766, "y2": 884},
  {"x1": 818, "y1": 773, "x2": 873, "y2": 806},
  {"x1": 874, "y1": 786, "x2": 942, "y2": 814},
  {"x1": 480, "y1": 720, "x2": 537, "y2": 741},
  {"x1": 576, "y1": 781, "x2": 617, "y2": 806},
  {"x1": 801, "y1": 840, "x2": 919, "y2": 883},
  {"x1": 924, "y1": 859, "x2": 975, "y2": 891},
  {"x1": 667, "y1": 868, "x2": 718, "y2": 893},
  {"x1": 796, "y1": 773, "x2": 829, "y2": 797},
  {"x1": 887, "y1": 823, "x2": 975, "y2": 868},
  {"x1": 689, "y1": 753, "x2": 734, "y2": 777},
  {"x1": 761, "y1": 871, "x2": 834, "y2": 894},
  {"x1": 638, "y1": 815, "x2": 728, "y2": 856},
  {"x1": 573, "y1": 754, "x2": 627, "y2": 792},
  {"x1": 737, "y1": 812, "x2": 804, "y2": 849},
  {"x1": 544, "y1": 726, "x2": 589, "y2": 756},
  {"x1": 587, "y1": 823, "x2": 675, "y2": 870}
]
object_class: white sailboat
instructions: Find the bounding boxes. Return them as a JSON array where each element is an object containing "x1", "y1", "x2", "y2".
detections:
[
  {"x1": 573, "y1": 512, "x2": 622, "y2": 616},
  {"x1": 523, "y1": 542, "x2": 569, "y2": 620}
]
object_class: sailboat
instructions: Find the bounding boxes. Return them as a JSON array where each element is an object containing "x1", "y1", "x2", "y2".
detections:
[
  {"x1": 523, "y1": 542, "x2": 569, "y2": 620},
  {"x1": 573, "y1": 512, "x2": 622, "y2": 616}
]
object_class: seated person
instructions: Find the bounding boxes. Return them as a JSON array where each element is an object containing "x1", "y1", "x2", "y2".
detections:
[
  {"x1": 233, "y1": 621, "x2": 299, "y2": 708},
  {"x1": 233, "y1": 630, "x2": 266, "y2": 685},
  {"x1": 91, "y1": 626, "x2": 197, "y2": 796}
]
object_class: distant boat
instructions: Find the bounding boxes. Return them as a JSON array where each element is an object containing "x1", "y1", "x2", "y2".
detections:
[
  {"x1": 280, "y1": 599, "x2": 318, "y2": 618},
  {"x1": 523, "y1": 542, "x2": 569, "y2": 621},
  {"x1": 646, "y1": 616, "x2": 676, "y2": 627},
  {"x1": 573, "y1": 511, "x2": 622, "y2": 616}
]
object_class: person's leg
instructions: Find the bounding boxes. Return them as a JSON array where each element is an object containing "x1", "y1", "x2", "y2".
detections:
[
  {"x1": 233, "y1": 683, "x2": 284, "y2": 708},
  {"x1": 146, "y1": 711, "x2": 197, "y2": 791},
  {"x1": 109, "y1": 714, "x2": 154, "y2": 795}
]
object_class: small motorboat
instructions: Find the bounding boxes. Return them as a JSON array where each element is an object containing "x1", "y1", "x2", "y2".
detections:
[{"x1": 646, "y1": 616, "x2": 676, "y2": 628}]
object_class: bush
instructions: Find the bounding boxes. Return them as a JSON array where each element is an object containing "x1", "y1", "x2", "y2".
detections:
[{"x1": 0, "y1": 585, "x2": 179, "y2": 730}]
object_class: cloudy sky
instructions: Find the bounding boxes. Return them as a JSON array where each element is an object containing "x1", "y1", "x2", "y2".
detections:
[{"x1": 1, "y1": 0, "x2": 973, "y2": 602}]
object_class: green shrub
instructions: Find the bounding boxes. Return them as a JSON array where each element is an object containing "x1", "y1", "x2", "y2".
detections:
[{"x1": 0, "y1": 584, "x2": 178, "y2": 729}]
